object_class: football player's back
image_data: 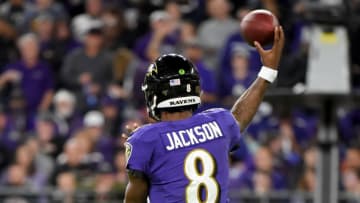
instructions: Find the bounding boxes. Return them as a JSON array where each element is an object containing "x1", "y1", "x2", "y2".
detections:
[
  {"x1": 126, "y1": 108, "x2": 241, "y2": 203},
  {"x1": 124, "y1": 26, "x2": 284, "y2": 203}
]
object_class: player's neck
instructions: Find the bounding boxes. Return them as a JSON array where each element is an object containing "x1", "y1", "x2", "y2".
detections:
[{"x1": 161, "y1": 111, "x2": 193, "y2": 122}]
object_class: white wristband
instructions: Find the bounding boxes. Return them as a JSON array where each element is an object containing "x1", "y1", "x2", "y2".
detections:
[{"x1": 258, "y1": 66, "x2": 278, "y2": 83}]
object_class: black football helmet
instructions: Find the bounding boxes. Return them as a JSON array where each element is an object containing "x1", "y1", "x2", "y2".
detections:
[{"x1": 142, "y1": 54, "x2": 201, "y2": 121}]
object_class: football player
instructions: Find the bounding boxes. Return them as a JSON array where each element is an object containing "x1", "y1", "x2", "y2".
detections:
[{"x1": 124, "y1": 26, "x2": 284, "y2": 203}]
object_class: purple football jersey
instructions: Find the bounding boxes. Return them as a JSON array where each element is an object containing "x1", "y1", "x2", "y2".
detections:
[{"x1": 125, "y1": 108, "x2": 241, "y2": 203}]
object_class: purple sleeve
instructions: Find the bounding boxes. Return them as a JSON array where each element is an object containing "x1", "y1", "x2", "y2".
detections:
[{"x1": 125, "y1": 132, "x2": 154, "y2": 175}]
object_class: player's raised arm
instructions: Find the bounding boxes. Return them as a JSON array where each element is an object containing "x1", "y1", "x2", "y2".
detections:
[{"x1": 231, "y1": 26, "x2": 285, "y2": 132}]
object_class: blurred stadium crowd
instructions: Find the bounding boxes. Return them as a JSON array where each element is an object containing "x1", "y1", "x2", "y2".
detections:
[{"x1": 0, "y1": 0, "x2": 360, "y2": 201}]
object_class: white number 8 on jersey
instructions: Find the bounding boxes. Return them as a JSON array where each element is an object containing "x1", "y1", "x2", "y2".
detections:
[{"x1": 184, "y1": 149, "x2": 219, "y2": 203}]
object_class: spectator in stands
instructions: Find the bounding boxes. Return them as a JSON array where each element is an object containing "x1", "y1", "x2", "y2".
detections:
[
  {"x1": 164, "y1": 0, "x2": 183, "y2": 39},
  {"x1": 342, "y1": 168, "x2": 360, "y2": 195},
  {"x1": 219, "y1": 6, "x2": 261, "y2": 84},
  {"x1": 24, "y1": 137, "x2": 54, "y2": 189},
  {"x1": 61, "y1": 26, "x2": 112, "y2": 88},
  {"x1": 303, "y1": 145, "x2": 317, "y2": 170},
  {"x1": 255, "y1": 146, "x2": 286, "y2": 189},
  {"x1": 73, "y1": 131, "x2": 93, "y2": 155},
  {"x1": 55, "y1": 139, "x2": 86, "y2": 171},
  {"x1": 102, "y1": 7, "x2": 136, "y2": 102},
  {"x1": 55, "y1": 172, "x2": 77, "y2": 202},
  {"x1": 52, "y1": 89, "x2": 82, "y2": 138},
  {"x1": 34, "y1": 13, "x2": 82, "y2": 85},
  {"x1": 54, "y1": 18, "x2": 81, "y2": 53},
  {"x1": 221, "y1": 44, "x2": 256, "y2": 107},
  {"x1": 82, "y1": 111, "x2": 104, "y2": 143},
  {"x1": 0, "y1": 17, "x2": 18, "y2": 69},
  {"x1": 253, "y1": 170, "x2": 272, "y2": 195},
  {"x1": 61, "y1": 26, "x2": 113, "y2": 111},
  {"x1": 298, "y1": 168, "x2": 316, "y2": 193},
  {"x1": 0, "y1": 33, "x2": 54, "y2": 128},
  {"x1": 183, "y1": 38, "x2": 218, "y2": 111},
  {"x1": 0, "y1": 0, "x2": 34, "y2": 32},
  {"x1": 197, "y1": 0, "x2": 238, "y2": 70},
  {"x1": 53, "y1": 138, "x2": 100, "y2": 187},
  {"x1": 72, "y1": 0, "x2": 103, "y2": 41},
  {"x1": 82, "y1": 111, "x2": 115, "y2": 164},
  {"x1": 179, "y1": 20, "x2": 197, "y2": 43},
  {"x1": 33, "y1": 12, "x2": 54, "y2": 48},
  {"x1": 23, "y1": 0, "x2": 67, "y2": 31},
  {"x1": 34, "y1": 113, "x2": 64, "y2": 159},
  {"x1": 241, "y1": 146, "x2": 286, "y2": 190},
  {"x1": 32, "y1": 13, "x2": 57, "y2": 69},
  {"x1": 278, "y1": 117, "x2": 302, "y2": 163},
  {"x1": 94, "y1": 163, "x2": 115, "y2": 200},
  {"x1": 165, "y1": 0, "x2": 182, "y2": 25},
  {"x1": 134, "y1": 10, "x2": 178, "y2": 63},
  {"x1": 286, "y1": 143, "x2": 318, "y2": 192},
  {"x1": 1, "y1": 164, "x2": 32, "y2": 202},
  {"x1": 3, "y1": 164, "x2": 31, "y2": 189},
  {"x1": 13, "y1": 145, "x2": 39, "y2": 187},
  {"x1": 101, "y1": 6, "x2": 132, "y2": 51},
  {"x1": 52, "y1": 19, "x2": 81, "y2": 84},
  {"x1": 56, "y1": 171, "x2": 76, "y2": 192},
  {"x1": 100, "y1": 96, "x2": 121, "y2": 136},
  {"x1": 1, "y1": 90, "x2": 28, "y2": 151},
  {"x1": 344, "y1": 146, "x2": 360, "y2": 170},
  {"x1": 57, "y1": 137, "x2": 80, "y2": 155},
  {"x1": 262, "y1": 131, "x2": 302, "y2": 189}
]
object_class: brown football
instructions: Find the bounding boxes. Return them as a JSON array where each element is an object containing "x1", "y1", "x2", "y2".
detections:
[{"x1": 240, "y1": 9, "x2": 279, "y2": 47}]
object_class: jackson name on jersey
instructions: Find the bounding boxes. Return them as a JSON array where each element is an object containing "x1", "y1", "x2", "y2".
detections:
[{"x1": 165, "y1": 121, "x2": 223, "y2": 151}]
